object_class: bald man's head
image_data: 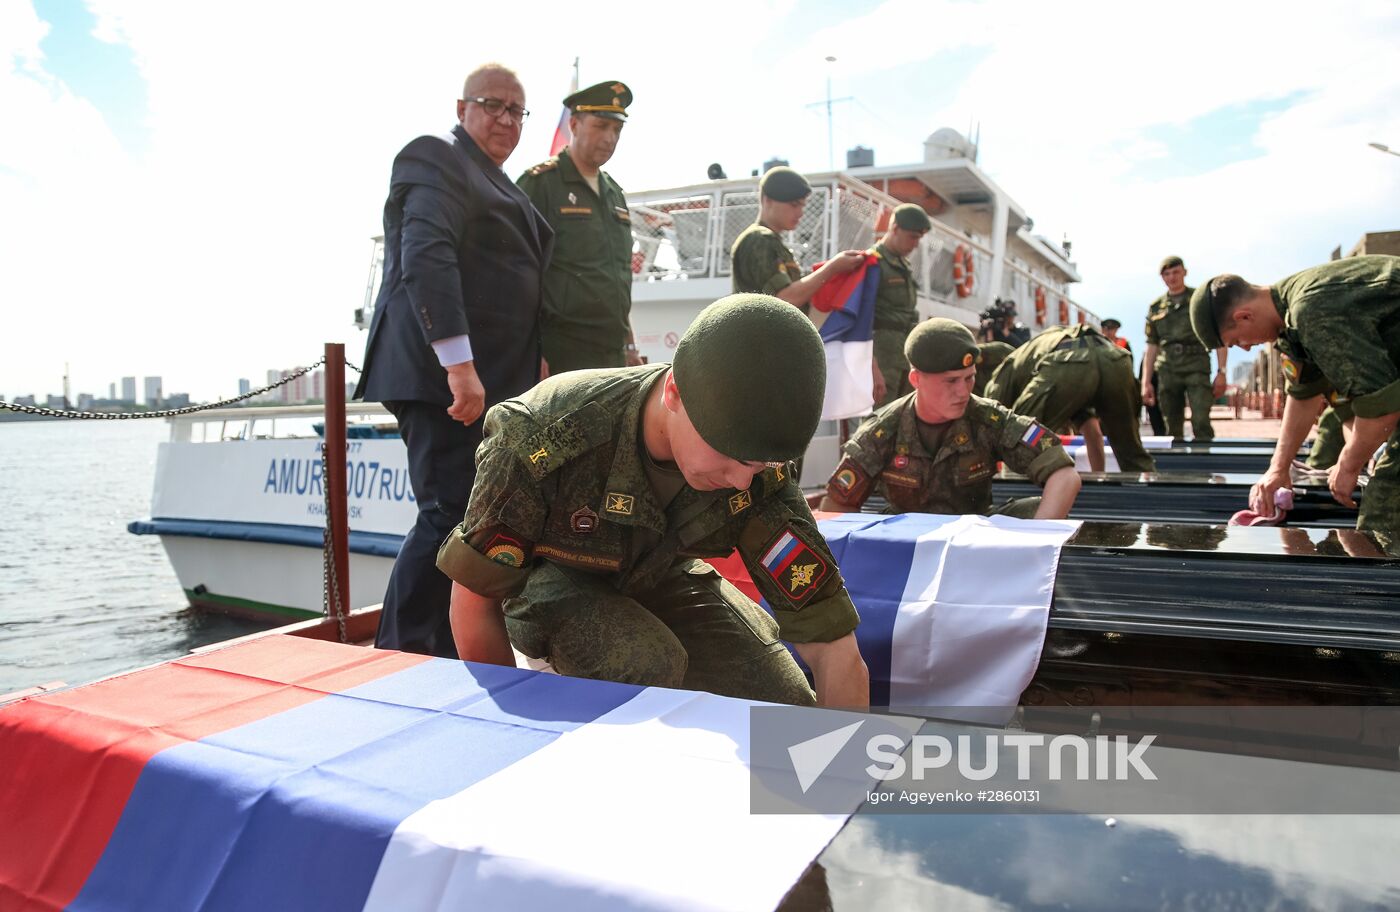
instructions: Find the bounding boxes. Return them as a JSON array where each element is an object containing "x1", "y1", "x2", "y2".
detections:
[
  {"x1": 456, "y1": 63, "x2": 526, "y2": 167},
  {"x1": 462, "y1": 63, "x2": 521, "y2": 99}
]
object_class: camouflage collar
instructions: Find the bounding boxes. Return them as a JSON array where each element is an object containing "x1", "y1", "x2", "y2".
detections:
[
  {"x1": 895, "y1": 398, "x2": 974, "y2": 465},
  {"x1": 601, "y1": 364, "x2": 673, "y2": 533},
  {"x1": 1272, "y1": 285, "x2": 1290, "y2": 327},
  {"x1": 873, "y1": 241, "x2": 910, "y2": 272}
]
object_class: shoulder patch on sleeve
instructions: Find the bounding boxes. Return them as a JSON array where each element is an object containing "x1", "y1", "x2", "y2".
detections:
[
  {"x1": 758, "y1": 527, "x2": 831, "y2": 608},
  {"x1": 514, "y1": 401, "x2": 613, "y2": 479},
  {"x1": 826, "y1": 457, "x2": 872, "y2": 506}
]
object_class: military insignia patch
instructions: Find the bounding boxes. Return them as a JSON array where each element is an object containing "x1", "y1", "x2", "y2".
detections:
[
  {"x1": 962, "y1": 352, "x2": 975, "y2": 367},
  {"x1": 1281, "y1": 355, "x2": 1299, "y2": 383},
  {"x1": 892, "y1": 455, "x2": 909, "y2": 470},
  {"x1": 483, "y1": 533, "x2": 527, "y2": 567},
  {"x1": 570, "y1": 505, "x2": 600, "y2": 533},
  {"x1": 613, "y1": 206, "x2": 631, "y2": 223},
  {"x1": 728, "y1": 491, "x2": 752, "y2": 515},
  {"x1": 529, "y1": 447, "x2": 550, "y2": 465},
  {"x1": 874, "y1": 428, "x2": 886, "y2": 438},
  {"x1": 610, "y1": 83, "x2": 626, "y2": 94},
  {"x1": 759, "y1": 529, "x2": 829, "y2": 607},
  {"x1": 833, "y1": 467, "x2": 858, "y2": 491},
  {"x1": 559, "y1": 206, "x2": 593, "y2": 216},
  {"x1": 605, "y1": 492, "x2": 634, "y2": 515},
  {"x1": 1020, "y1": 424, "x2": 1048, "y2": 448},
  {"x1": 568, "y1": 191, "x2": 577, "y2": 205},
  {"x1": 953, "y1": 431, "x2": 970, "y2": 446},
  {"x1": 774, "y1": 464, "x2": 785, "y2": 482}
]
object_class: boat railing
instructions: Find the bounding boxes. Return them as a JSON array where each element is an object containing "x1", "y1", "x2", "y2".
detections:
[
  {"x1": 166, "y1": 402, "x2": 394, "y2": 443},
  {"x1": 1001, "y1": 258, "x2": 1098, "y2": 329}
]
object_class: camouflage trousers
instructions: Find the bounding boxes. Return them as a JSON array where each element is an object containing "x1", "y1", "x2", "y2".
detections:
[
  {"x1": 541, "y1": 332, "x2": 627, "y2": 375},
  {"x1": 1306, "y1": 406, "x2": 1344, "y2": 470},
  {"x1": 999, "y1": 345, "x2": 1156, "y2": 473},
  {"x1": 503, "y1": 558, "x2": 817, "y2": 706},
  {"x1": 1357, "y1": 425, "x2": 1400, "y2": 533},
  {"x1": 1157, "y1": 369, "x2": 1214, "y2": 442},
  {"x1": 873, "y1": 328, "x2": 914, "y2": 408}
]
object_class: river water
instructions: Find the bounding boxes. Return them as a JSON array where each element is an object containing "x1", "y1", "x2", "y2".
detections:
[{"x1": 0, "y1": 419, "x2": 270, "y2": 695}]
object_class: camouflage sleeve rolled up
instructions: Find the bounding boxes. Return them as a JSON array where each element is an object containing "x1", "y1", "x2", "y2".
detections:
[
  {"x1": 436, "y1": 404, "x2": 549, "y2": 598},
  {"x1": 737, "y1": 479, "x2": 860, "y2": 644},
  {"x1": 987, "y1": 402, "x2": 1074, "y2": 486},
  {"x1": 732, "y1": 228, "x2": 798, "y2": 296}
]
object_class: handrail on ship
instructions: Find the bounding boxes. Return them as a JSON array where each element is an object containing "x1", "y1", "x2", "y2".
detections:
[{"x1": 166, "y1": 402, "x2": 393, "y2": 443}]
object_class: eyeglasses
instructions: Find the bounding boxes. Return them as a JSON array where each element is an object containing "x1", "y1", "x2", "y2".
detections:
[{"x1": 464, "y1": 96, "x2": 530, "y2": 124}]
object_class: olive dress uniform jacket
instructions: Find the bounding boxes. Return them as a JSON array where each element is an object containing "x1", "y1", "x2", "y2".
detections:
[
  {"x1": 1145, "y1": 288, "x2": 1209, "y2": 376},
  {"x1": 437, "y1": 364, "x2": 862, "y2": 644},
  {"x1": 516, "y1": 148, "x2": 634, "y2": 353},
  {"x1": 825, "y1": 393, "x2": 1073, "y2": 515},
  {"x1": 356, "y1": 124, "x2": 554, "y2": 407},
  {"x1": 730, "y1": 224, "x2": 801, "y2": 296}
]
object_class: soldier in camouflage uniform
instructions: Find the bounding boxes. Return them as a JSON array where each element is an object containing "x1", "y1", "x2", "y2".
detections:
[
  {"x1": 821, "y1": 319, "x2": 1080, "y2": 518},
  {"x1": 1190, "y1": 255, "x2": 1400, "y2": 531},
  {"x1": 1306, "y1": 405, "x2": 1344, "y2": 471},
  {"x1": 439, "y1": 294, "x2": 869, "y2": 707},
  {"x1": 984, "y1": 323, "x2": 1156, "y2": 473},
  {"x1": 870, "y1": 204, "x2": 931, "y2": 406},
  {"x1": 729, "y1": 166, "x2": 863, "y2": 306},
  {"x1": 1141, "y1": 256, "x2": 1229, "y2": 441},
  {"x1": 518, "y1": 81, "x2": 643, "y2": 373},
  {"x1": 974, "y1": 341, "x2": 1015, "y2": 397}
]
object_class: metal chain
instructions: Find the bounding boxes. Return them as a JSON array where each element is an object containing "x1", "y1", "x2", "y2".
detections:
[
  {"x1": 0, "y1": 354, "x2": 362, "y2": 420},
  {"x1": 320, "y1": 441, "x2": 349, "y2": 644}
]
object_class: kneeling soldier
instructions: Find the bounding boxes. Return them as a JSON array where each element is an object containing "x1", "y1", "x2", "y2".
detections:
[
  {"x1": 821, "y1": 319, "x2": 1081, "y2": 518},
  {"x1": 984, "y1": 323, "x2": 1156, "y2": 473},
  {"x1": 439, "y1": 294, "x2": 869, "y2": 707}
]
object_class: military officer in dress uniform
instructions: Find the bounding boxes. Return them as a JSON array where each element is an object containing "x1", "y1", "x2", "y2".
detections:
[
  {"x1": 820, "y1": 319, "x2": 1080, "y2": 518},
  {"x1": 984, "y1": 323, "x2": 1156, "y2": 473},
  {"x1": 1189, "y1": 255, "x2": 1400, "y2": 531},
  {"x1": 439, "y1": 294, "x2": 870, "y2": 707},
  {"x1": 518, "y1": 81, "x2": 643, "y2": 373},
  {"x1": 729, "y1": 166, "x2": 863, "y2": 306},
  {"x1": 1141, "y1": 256, "x2": 1228, "y2": 441},
  {"x1": 869, "y1": 204, "x2": 931, "y2": 406}
]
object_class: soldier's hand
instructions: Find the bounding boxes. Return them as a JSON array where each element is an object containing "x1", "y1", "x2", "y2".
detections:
[
  {"x1": 824, "y1": 250, "x2": 865, "y2": 275},
  {"x1": 1328, "y1": 460, "x2": 1361, "y2": 509},
  {"x1": 1212, "y1": 371, "x2": 1228, "y2": 399},
  {"x1": 1249, "y1": 466, "x2": 1291, "y2": 517},
  {"x1": 539, "y1": 356, "x2": 551, "y2": 380},
  {"x1": 445, "y1": 361, "x2": 486, "y2": 426},
  {"x1": 1140, "y1": 382, "x2": 1156, "y2": 407}
]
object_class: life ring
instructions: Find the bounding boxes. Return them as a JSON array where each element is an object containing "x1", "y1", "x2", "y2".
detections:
[
  {"x1": 1034, "y1": 287, "x2": 1046, "y2": 326},
  {"x1": 1058, "y1": 299, "x2": 1069, "y2": 324},
  {"x1": 952, "y1": 245, "x2": 975, "y2": 298}
]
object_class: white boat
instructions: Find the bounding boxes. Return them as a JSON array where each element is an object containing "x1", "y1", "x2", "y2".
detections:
[{"x1": 134, "y1": 127, "x2": 1094, "y2": 621}]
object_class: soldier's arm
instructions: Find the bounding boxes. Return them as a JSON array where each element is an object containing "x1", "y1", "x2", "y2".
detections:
[
  {"x1": 449, "y1": 585, "x2": 513, "y2": 666},
  {"x1": 792, "y1": 635, "x2": 870, "y2": 708},
  {"x1": 820, "y1": 424, "x2": 889, "y2": 512},
  {"x1": 994, "y1": 404, "x2": 1076, "y2": 486},
  {"x1": 1034, "y1": 466, "x2": 1081, "y2": 519},
  {"x1": 1252, "y1": 393, "x2": 1324, "y2": 517},
  {"x1": 776, "y1": 252, "x2": 866, "y2": 307}
]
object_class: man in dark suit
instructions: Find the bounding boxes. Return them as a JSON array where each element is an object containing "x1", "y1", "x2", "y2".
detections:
[{"x1": 356, "y1": 63, "x2": 553, "y2": 657}]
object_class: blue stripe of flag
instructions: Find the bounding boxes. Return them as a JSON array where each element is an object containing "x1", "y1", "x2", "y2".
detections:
[{"x1": 70, "y1": 661, "x2": 641, "y2": 912}]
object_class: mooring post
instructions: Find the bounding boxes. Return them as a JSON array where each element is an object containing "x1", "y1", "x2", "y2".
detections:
[{"x1": 324, "y1": 343, "x2": 351, "y2": 613}]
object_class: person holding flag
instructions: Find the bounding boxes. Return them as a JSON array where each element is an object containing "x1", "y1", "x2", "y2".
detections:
[{"x1": 518, "y1": 81, "x2": 643, "y2": 373}]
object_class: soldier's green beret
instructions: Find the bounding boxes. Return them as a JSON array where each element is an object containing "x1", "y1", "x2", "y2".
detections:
[
  {"x1": 1159, "y1": 255, "x2": 1184, "y2": 273},
  {"x1": 564, "y1": 80, "x2": 632, "y2": 121},
  {"x1": 759, "y1": 166, "x2": 811, "y2": 203},
  {"x1": 892, "y1": 203, "x2": 932, "y2": 232},
  {"x1": 672, "y1": 294, "x2": 825, "y2": 461},
  {"x1": 905, "y1": 318, "x2": 980, "y2": 373},
  {"x1": 1189, "y1": 281, "x2": 1223, "y2": 350}
]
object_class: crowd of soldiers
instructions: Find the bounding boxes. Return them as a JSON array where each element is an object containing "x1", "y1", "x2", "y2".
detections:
[{"x1": 364, "y1": 70, "x2": 1400, "y2": 712}]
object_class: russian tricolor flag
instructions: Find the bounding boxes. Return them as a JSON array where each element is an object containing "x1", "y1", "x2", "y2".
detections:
[
  {"x1": 811, "y1": 253, "x2": 881, "y2": 421},
  {"x1": 0, "y1": 637, "x2": 850, "y2": 911}
]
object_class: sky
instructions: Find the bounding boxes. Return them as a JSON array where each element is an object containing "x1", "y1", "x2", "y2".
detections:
[{"x1": 3, "y1": 0, "x2": 1399, "y2": 401}]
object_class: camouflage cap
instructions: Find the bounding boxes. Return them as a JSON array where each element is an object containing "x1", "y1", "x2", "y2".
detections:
[
  {"x1": 672, "y1": 294, "x2": 826, "y2": 461},
  {"x1": 893, "y1": 203, "x2": 932, "y2": 232},
  {"x1": 1159, "y1": 255, "x2": 1184, "y2": 273},
  {"x1": 1189, "y1": 281, "x2": 1224, "y2": 349},
  {"x1": 759, "y1": 166, "x2": 811, "y2": 203},
  {"x1": 905, "y1": 318, "x2": 980, "y2": 373},
  {"x1": 564, "y1": 80, "x2": 632, "y2": 121}
]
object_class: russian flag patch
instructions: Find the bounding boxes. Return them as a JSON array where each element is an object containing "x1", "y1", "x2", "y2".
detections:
[
  {"x1": 1021, "y1": 424, "x2": 1048, "y2": 448},
  {"x1": 760, "y1": 529, "x2": 829, "y2": 606}
]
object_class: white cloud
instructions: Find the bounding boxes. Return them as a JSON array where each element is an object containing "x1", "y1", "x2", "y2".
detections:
[{"x1": 3, "y1": 0, "x2": 1399, "y2": 398}]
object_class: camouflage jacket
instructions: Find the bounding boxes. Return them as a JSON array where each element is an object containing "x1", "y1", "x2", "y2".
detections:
[
  {"x1": 1145, "y1": 287, "x2": 1209, "y2": 374},
  {"x1": 730, "y1": 223, "x2": 801, "y2": 296},
  {"x1": 1273, "y1": 255, "x2": 1400, "y2": 419},
  {"x1": 517, "y1": 148, "x2": 633, "y2": 349},
  {"x1": 437, "y1": 363, "x2": 860, "y2": 643},
  {"x1": 825, "y1": 393, "x2": 1073, "y2": 514},
  {"x1": 984, "y1": 324, "x2": 1126, "y2": 409},
  {"x1": 871, "y1": 241, "x2": 917, "y2": 331}
]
